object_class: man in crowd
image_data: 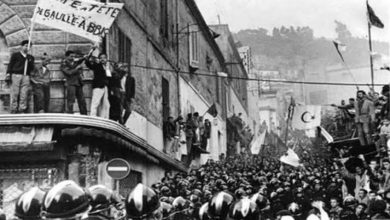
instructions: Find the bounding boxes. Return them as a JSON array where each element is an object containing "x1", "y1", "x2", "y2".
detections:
[
  {"x1": 85, "y1": 52, "x2": 111, "y2": 118},
  {"x1": 30, "y1": 53, "x2": 51, "y2": 113},
  {"x1": 355, "y1": 90, "x2": 375, "y2": 146},
  {"x1": 60, "y1": 50, "x2": 87, "y2": 115},
  {"x1": 6, "y1": 40, "x2": 35, "y2": 113}
]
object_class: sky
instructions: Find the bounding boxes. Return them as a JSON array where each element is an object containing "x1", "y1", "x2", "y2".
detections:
[{"x1": 195, "y1": 0, "x2": 390, "y2": 42}]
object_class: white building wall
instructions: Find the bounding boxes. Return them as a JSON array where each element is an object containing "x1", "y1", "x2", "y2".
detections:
[
  {"x1": 179, "y1": 78, "x2": 226, "y2": 164},
  {"x1": 228, "y1": 87, "x2": 249, "y2": 124}
]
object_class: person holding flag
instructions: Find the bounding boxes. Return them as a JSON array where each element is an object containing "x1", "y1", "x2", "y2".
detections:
[
  {"x1": 61, "y1": 50, "x2": 88, "y2": 115},
  {"x1": 6, "y1": 40, "x2": 35, "y2": 114}
]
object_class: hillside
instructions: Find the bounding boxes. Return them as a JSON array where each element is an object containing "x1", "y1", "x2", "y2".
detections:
[{"x1": 233, "y1": 21, "x2": 389, "y2": 78}]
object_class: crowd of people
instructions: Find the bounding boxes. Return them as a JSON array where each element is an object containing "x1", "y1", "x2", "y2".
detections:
[
  {"x1": 5, "y1": 151, "x2": 390, "y2": 220},
  {"x1": 331, "y1": 87, "x2": 390, "y2": 157},
  {"x1": 5, "y1": 40, "x2": 135, "y2": 124}
]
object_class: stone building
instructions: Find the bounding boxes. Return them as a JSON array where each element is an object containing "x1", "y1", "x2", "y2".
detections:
[
  {"x1": 0, "y1": 0, "x2": 230, "y2": 217},
  {"x1": 209, "y1": 24, "x2": 251, "y2": 155}
]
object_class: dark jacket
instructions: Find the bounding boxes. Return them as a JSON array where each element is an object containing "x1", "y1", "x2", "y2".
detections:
[
  {"x1": 60, "y1": 59, "x2": 84, "y2": 86},
  {"x1": 31, "y1": 65, "x2": 50, "y2": 85},
  {"x1": 7, "y1": 52, "x2": 35, "y2": 75},
  {"x1": 85, "y1": 59, "x2": 109, "y2": 88},
  {"x1": 125, "y1": 75, "x2": 135, "y2": 99}
]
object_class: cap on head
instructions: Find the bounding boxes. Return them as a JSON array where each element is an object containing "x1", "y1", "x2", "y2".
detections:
[{"x1": 21, "y1": 40, "x2": 30, "y2": 46}]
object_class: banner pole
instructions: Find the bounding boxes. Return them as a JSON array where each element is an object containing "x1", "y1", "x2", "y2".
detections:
[
  {"x1": 367, "y1": 0, "x2": 375, "y2": 89},
  {"x1": 24, "y1": 1, "x2": 38, "y2": 76}
]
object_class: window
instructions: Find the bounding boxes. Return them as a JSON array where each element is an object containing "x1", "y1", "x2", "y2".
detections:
[
  {"x1": 118, "y1": 29, "x2": 132, "y2": 65},
  {"x1": 160, "y1": 0, "x2": 169, "y2": 39},
  {"x1": 162, "y1": 77, "x2": 170, "y2": 121},
  {"x1": 189, "y1": 26, "x2": 199, "y2": 69},
  {"x1": 215, "y1": 77, "x2": 220, "y2": 104}
]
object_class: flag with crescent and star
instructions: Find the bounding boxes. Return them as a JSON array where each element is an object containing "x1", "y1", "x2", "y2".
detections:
[{"x1": 291, "y1": 105, "x2": 321, "y2": 130}]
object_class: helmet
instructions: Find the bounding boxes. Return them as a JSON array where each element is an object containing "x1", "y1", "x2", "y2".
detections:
[
  {"x1": 160, "y1": 186, "x2": 171, "y2": 196},
  {"x1": 250, "y1": 193, "x2": 268, "y2": 210},
  {"x1": 160, "y1": 202, "x2": 172, "y2": 219},
  {"x1": 234, "y1": 188, "x2": 246, "y2": 199},
  {"x1": 288, "y1": 202, "x2": 301, "y2": 216},
  {"x1": 172, "y1": 196, "x2": 189, "y2": 211},
  {"x1": 15, "y1": 187, "x2": 45, "y2": 219},
  {"x1": 125, "y1": 183, "x2": 160, "y2": 219},
  {"x1": 229, "y1": 197, "x2": 259, "y2": 220},
  {"x1": 199, "y1": 203, "x2": 210, "y2": 220},
  {"x1": 343, "y1": 195, "x2": 357, "y2": 208},
  {"x1": 88, "y1": 185, "x2": 120, "y2": 214},
  {"x1": 189, "y1": 194, "x2": 200, "y2": 204},
  {"x1": 208, "y1": 192, "x2": 234, "y2": 219},
  {"x1": 42, "y1": 180, "x2": 90, "y2": 219}
]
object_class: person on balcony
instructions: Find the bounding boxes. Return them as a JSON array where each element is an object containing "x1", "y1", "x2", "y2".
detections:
[
  {"x1": 354, "y1": 90, "x2": 375, "y2": 146},
  {"x1": 30, "y1": 53, "x2": 51, "y2": 113},
  {"x1": 163, "y1": 116, "x2": 176, "y2": 157},
  {"x1": 60, "y1": 50, "x2": 87, "y2": 115},
  {"x1": 85, "y1": 52, "x2": 111, "y2": 119},
  {"x1": 6, "y1": 40, "x2": 35, "y2": 114},
  {"x1": 122, "y1": 66, "x2": 135, "y2": 125},
  {"x1": 107, "y1": 62, "x2": 126, "y2": 123}
]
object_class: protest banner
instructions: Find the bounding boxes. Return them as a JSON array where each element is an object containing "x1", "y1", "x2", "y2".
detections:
[{"x1": 32, "y1": 0, "x2": 124, "y2": 42}]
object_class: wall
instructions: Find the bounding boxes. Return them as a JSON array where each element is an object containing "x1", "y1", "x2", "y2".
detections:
[
  {"x1": 0, "y1": 0, "x2": 227, "y2": 170},
  {"x1": 210, "y1": 24, "x2": 248, "y2": 110},
  {"x1": 180, "y1": 78, "x2": 226, "y2": 164}
]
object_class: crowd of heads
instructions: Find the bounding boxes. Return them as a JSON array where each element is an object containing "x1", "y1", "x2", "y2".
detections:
[{"x1": 8, "y1": 152, "x2": 390, "y2": 220}]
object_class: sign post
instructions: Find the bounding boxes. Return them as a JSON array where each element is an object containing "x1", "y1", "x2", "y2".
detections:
[{"x1": 106, "y1": 158, "x2": 131, "y2": 192}]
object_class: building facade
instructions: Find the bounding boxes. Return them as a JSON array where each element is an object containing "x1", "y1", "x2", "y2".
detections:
[
  {"x1": 0, "y1": 0, "x2": 229, "y2": 216},
  {"x1": 209, "y1": 25, "x2": 252, "y2": 155}
]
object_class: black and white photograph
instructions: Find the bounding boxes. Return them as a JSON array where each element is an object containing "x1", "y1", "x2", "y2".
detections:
[{"x1": 0, "y1": 0, "x2": 390, "y2": 219}]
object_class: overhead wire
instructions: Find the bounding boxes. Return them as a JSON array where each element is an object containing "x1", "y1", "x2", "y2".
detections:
[
  {"x1": 85, "y1": 55, "x2": 388, "y2": 87},
  {"x1": 129, "y1": 64, "x2": 390, "y2": 87}
]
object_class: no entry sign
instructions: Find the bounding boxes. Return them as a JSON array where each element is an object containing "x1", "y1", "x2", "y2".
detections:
[{"x1": 106, "y1": 158, "x2": 131, "y2": 180}]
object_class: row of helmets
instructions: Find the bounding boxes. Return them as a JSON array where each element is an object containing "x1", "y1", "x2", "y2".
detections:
[{"x1": 14, "y1": 180, "x2": 266, "y2": 220}]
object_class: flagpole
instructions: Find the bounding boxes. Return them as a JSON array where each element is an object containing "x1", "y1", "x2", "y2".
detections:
[
  {"x1": 23, "y1": 2, "x2": 38, "y2": 76},
  {"x1": 368, "y1": 22, "x2": 374, "y2": 89},
  {"x1": 284, "y1": 98, "x2": 294, "y2": 147}
]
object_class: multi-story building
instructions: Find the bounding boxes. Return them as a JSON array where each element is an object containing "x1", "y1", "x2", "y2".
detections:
[
  {"x1": 209, "y1": 24, "x2": 251, "y2": 155},
  {"x1": 0, "y1": 0, "x2": 229, "y2": 216}
]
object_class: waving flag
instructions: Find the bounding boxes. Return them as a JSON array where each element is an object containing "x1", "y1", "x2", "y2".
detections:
[
  {"x1": 319, "y1": 126, "x2": 334, "y2": 143},
  {"x1": 333, "y1": 40, "x2": 346, "y2": 62},
  {"x1": 367, "y1": 2, "x2": 384, "y2": 28},
  {"x1": 291, "y1": 105, "x2": 321, "y2": 130},
  {"x1": 280, "y1": 148, "x2": 301, "y2": 167}
]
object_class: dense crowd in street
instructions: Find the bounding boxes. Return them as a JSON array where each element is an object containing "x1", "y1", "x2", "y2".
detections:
[{"x1": 4, "y1": 148, "x2": 390, "y2": 220}]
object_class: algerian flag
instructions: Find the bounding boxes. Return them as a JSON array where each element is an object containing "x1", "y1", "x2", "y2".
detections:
[
  {"x1": 250, "y1": 129, "x2": 266, "y2": 155},
  {"x1": 280, "y1": 148, "x2": 301, "y2": 167},
  {"x1": 291, "y1": 105, "x2": 321, "y2": 130}
]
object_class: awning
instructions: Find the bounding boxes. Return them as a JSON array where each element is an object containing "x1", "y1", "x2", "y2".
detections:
[{"x1": 0, "y1": 126, "x2": 54, "y2": 151}]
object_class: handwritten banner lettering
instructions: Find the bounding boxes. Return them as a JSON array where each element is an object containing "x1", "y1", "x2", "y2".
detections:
[{"x1": 33, "y1": 0, "x2": 124, "y2": 42}]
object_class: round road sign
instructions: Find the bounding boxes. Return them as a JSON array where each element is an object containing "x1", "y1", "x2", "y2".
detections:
[{"x1": 106, "y1": 158, "x2": 131, "y2": 180}]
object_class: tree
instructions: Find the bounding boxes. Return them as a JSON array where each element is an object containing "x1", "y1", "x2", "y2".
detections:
[{"x1": 335, "y1": 20, "x2": 352, "y2": 42}]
